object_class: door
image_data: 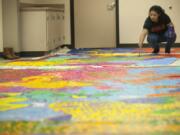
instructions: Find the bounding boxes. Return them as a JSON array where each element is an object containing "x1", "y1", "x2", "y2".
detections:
[{"x1": 74, "y1": 0, "x2": 117, "y2": 48}]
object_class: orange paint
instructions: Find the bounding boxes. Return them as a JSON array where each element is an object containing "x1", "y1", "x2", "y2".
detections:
[
  {"x1": 152, "y1": 85, "x2": 180, "y2": 90},
  {"x1": 148, "y1": 92, "x2": 180, "y2": 97},
  {"x1": 166, "y1": 75, "x2": 180, "y2": 79}
]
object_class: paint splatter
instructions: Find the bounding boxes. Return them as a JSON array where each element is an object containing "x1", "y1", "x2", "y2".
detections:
[{"x1": 0, "y1": 48, "x2": 180, "y2": 134}]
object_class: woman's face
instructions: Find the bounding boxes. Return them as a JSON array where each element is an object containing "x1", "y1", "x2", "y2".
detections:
[{"x1": 149, "y1": 10, "x2": 160, "y2": 22}]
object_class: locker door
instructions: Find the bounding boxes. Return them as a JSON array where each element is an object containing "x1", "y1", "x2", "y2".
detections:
[
  {"x1": 57, "y1": 11, "x2": 64, "y2": 46},
  {"x1": 55, "y1": 11, "x2": 60, "y2": 48},
  {"x1": 61, "y1": 12, "x2": 65, "y2": 45},
  {"x1": 52, "y1": 11, "x2": 57, "y2": 49},
  {"x1": 46, "y1": 11, "x2": 54, "y2": 50}
]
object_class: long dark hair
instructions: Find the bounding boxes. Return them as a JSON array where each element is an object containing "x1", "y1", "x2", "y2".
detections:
[{"x1": 149, "y1": 5, "x2": 166, "y2": 23}]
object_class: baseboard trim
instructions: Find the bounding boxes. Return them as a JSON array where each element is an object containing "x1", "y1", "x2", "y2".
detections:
[
  {"x1": 119, "y1": 43, "x2": 180, "y2": 48},
  {"x1": 0, "y1": 52, "x2": 3, "y2": 57},
  {"x1": 0, "y1": 44, "x2": 72, "y2": 58},
  {"x1": 19, "y1": 51, "x2": 47, "y2": 57},
  {"x1": 0, "y1": 43, "x2": 179, "y2": 58},
  {"x1": 0, "y1": 51, "x2": 48, "y2": 58},
  {"x1": 14, "y1": 44, "x2": 72, "y2": 57}
]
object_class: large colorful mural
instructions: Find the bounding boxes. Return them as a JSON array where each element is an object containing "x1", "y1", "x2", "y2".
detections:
[{"x1": 0, "y1": 48, "x2": 179, "y2": 134}]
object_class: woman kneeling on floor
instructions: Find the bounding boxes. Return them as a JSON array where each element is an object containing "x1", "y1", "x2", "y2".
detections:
[{"x1": 139, "y1": 5, "x2": 176, "y2": 54}]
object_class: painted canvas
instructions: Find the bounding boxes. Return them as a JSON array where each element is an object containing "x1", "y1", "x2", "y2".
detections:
[{"x1": 0, "y1": 48, "x2": 179, "y2": 134}]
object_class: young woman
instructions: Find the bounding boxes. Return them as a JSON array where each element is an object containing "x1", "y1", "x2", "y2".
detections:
[{"x1": 139, "y1": 5, "x2": 176, "y2": 54}]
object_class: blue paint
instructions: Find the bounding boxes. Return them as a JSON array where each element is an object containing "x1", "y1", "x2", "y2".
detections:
[
  {"x1": 137, "y1": 58, "x2": 177, "y2": 66},
  {"x1": 0, "y1": 107, "x2": 68, "y2": 121}
]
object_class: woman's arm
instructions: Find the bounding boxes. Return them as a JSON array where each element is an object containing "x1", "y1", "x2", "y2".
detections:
[
  {"x1": 167, "y1": 22, "x2": 174, "y2": 27},
  {"x1": 167, "y1": 22, "x2": 176, "y2": 32},
  {"x1": 139, "y1": 29, "x2": 148, "y2": 48},
  {"x1": 167, "y1": 22, "x2": 176, "y2": 37}
]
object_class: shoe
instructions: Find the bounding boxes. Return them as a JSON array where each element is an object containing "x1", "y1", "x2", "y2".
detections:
[
  {"x1": 152, "y1": 48, "x2": 159, "y2": 55},
  {"x1": 9, "y1": 48, "x2": 20, "y2": 59},
  {"x1": 3, "y1": 48, "x2": 19, "y2": 60},
  {"x1": 165, "y1": 49, "x2": 171, "y2": 54}
]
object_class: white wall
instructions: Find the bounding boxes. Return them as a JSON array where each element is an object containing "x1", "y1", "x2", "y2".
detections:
[
  {"x1": 2, "y1": 0, "x2": 179, "y2": 50},
  {"x1": 29, "y1": 0, "x2": 179, "y2": 44},
  {"x1": 2, "y1": 0, "x2": 20, "y2": 52},
  {"x1": 119, "y1": 0, "x2": 180, "y2": 44},
  {"x1": 20, "y1": 0, "x2": 71, "y2": 45},
  {"x1": 0, "y1": 0, "x2": 3, "y2": 52}
]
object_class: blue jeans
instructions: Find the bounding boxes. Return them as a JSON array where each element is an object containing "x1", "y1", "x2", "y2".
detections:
[{"x1": 147, "y1": 30, "x2": 176, "y2": 53}]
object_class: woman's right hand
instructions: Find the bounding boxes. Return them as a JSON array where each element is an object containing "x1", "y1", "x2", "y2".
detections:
[
  {"x1": 139, "y1": 29, "x2": 148, "y2": 48},
  {"x1": 138, "y1": 43, "x2": 143, "y2": 48}
]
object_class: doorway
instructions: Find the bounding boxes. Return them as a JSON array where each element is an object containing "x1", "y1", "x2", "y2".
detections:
[{"x1": 70, "y1": 0, "x2": 119, "y2": 49}]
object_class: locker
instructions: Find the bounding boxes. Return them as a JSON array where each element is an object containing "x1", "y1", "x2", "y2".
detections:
[{"x1": 20, "y1": 7, "x2": 64, "y2": 52}]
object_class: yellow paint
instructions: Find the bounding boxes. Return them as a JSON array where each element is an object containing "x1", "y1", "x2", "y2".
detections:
[
  {"x1": 4, "y1": 59, "x2": 70, "y2": 66},
  {"x1": 5, "y1": 61, "x2": 56, "y2": 66},
  {"x1": 3, "y1": 92, "x2": 22, "y2": 96},
  {"x1": 0, "y1": 75, "x2": 91, "y2": 89},
  {"x1": 53, "y1": 123, "x2": 180, "y2": 134},
  {"x1": 0, "y1": 93, "x2": 28, "y2": 112},
  {"x1": 72, "y1": 95, "x2": 87, "y2": 99},
  {"x1": 49, "y1": 101, "x2": 180, "y2": 122},
  {"x1": 92, "y1": 53, "x2": 145, "y2": 57},
  {"x1": 1, "y1": 122, "x2": 180, "y2": 134}
]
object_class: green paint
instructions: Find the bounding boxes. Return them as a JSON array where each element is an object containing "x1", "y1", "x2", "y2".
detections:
[
  {"x1": 161, "y1": 97, "x2": 176, "y2": 104},
  {"x1": 22, "y1": 91, "x2": 62, "y2": 103},
  {"x1": 22, "y1": 90, "x2": 87, "y2": 102},
  {"x1": 76, "y1": 57, "x2": 143, "y2": 64},
  {"x1": 154, "y1": 108, "x2": 179, "y2": 115},
  {"x1": 77, "y1": 90, "x2": 111, "y2": 97}
]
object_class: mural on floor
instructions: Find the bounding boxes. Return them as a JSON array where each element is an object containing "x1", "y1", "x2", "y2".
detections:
[{"x1": 0, "y1": 48, "x2": 179, "y2": 134}]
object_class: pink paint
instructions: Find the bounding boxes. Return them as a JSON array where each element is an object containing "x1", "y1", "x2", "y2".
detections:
[
  {"x1": 96, "y1": 85, "x2": 113, "y2": 90},
  {"x1": 42, "y1": 66, "x2": 128, "y2": 83},
  {"x1": 0, "y1": 69, "x2": 46, "y2": 82}
]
